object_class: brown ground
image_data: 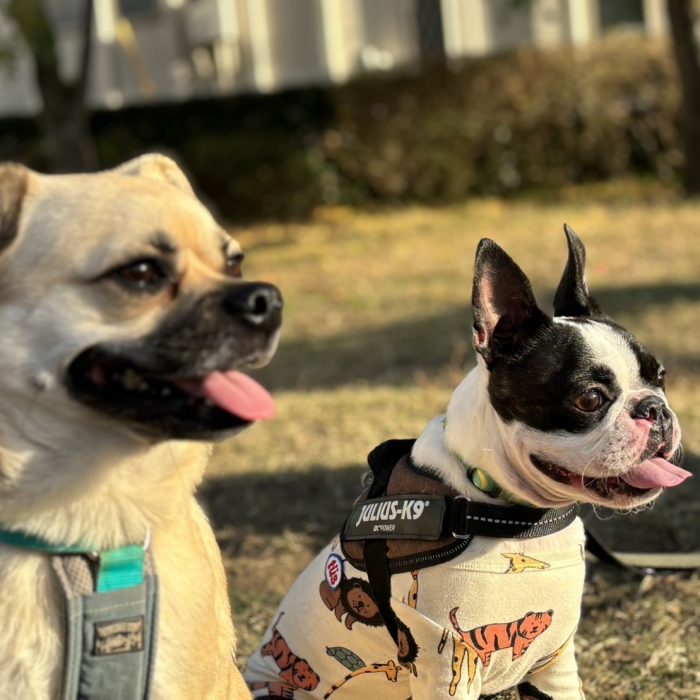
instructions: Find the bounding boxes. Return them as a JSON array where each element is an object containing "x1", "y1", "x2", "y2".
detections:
[{"x1": 203, "y1": 182, "x2": 700, "y2": 699}]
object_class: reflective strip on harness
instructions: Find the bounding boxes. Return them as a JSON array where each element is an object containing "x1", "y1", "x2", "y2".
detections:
[
  {"x1": 344, "y1": 494, "x2": 578, "y2": 543},
  {"x1": 52, "y1": 550, "x2": 159, "y2": 700},
  {"x1": 344, "y1": 496, "x2": 446, "y2": 540}
]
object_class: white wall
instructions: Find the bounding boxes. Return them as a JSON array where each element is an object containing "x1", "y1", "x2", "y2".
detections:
[{"x1": 0, "y1": 0, "x2": 673, "y2": 118}]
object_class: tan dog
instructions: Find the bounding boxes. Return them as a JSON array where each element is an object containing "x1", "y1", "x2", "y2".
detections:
[{"x1": 0, "y1": 155, "x2": 282, "y2": 698}]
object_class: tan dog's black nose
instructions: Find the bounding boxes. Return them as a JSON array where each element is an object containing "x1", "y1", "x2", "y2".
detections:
[{"x1": 223, "y1": 282, "x2": 283, "y2": 330}]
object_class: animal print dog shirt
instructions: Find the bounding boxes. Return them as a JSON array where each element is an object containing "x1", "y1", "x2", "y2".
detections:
[{"x1": 244, "y1": 518, "x2": 586, "y2": 699}]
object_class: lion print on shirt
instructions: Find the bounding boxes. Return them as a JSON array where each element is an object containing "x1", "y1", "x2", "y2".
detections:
[{"x1": 319, "y1": 575, "x2": 384, "y2": 629}]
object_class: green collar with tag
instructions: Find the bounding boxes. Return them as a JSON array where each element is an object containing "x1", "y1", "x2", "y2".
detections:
[
  {"x1": 0, "y1": 528, "x2": 145, "y2": 592},
  {"x1": 442, "y1": 417, "x2": 534, "y2": 507},
  {"x1": 0, "y1": 526, "x2": 158, "y2": 698}
]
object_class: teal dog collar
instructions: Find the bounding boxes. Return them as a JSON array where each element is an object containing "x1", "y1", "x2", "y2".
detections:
[{"x1": 0, "y1": 528, "x2": 146, "y2": 592}]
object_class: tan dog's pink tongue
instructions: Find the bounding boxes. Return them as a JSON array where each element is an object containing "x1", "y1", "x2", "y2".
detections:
[
  {"x1": 620, "y1": 457, "x2": 692, "y2": 489},
  {"x1": 201, "y1": 371, "x2": 275, "y2": 421}
]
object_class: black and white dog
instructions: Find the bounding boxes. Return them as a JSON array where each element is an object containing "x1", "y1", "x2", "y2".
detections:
[
  {"x1": 419, "y1": 224, "x2": 687, "y2": 509},
  {"x1": 245, "y1": 226, "x2": 690, "y2": 700}
]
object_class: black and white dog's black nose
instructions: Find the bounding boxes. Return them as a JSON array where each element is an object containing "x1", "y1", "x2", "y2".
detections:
[
  {"x1": 632, "y1": 395, "x2": 667, "y2": 423},
  {"x1": 632, "y1": 395, "x2": 674, "y2": 449},
  {"x1": 223, "y1": 282, "x2": 283, "y2": 330}
]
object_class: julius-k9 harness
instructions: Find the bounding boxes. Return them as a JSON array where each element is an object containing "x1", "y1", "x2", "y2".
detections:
[
  {"x1": 0, "y1": 530, "x2": 158, "y2": 699},
  {"x1": 245, "y1": 439, "x2": 588, "y2": 699},
  {"x1": 341, "y1": 439, "x2": 579, "y2": 652}
]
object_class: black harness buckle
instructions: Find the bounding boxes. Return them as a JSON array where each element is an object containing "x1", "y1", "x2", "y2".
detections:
[{"x1": 450, "y1": 496, "x2": 471, "y2": 540}]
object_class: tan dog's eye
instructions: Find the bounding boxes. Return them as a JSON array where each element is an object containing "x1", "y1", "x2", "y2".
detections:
[
  {"x1": 574, "y1": 389, "x2": 605, "y2": 412},
  {"x1": 113, "y1": 259, "x2": 169, "y2": 292},
  {"x1": 226, "y1": 253, "x2": 244, "y2": 279}
]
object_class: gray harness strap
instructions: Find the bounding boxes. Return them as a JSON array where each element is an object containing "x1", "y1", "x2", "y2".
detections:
[{"x1": 51, "y1": 550, "x2": 159, "y2": 699}]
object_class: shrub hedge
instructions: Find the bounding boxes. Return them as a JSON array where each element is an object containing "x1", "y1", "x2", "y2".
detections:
[
  {"x1": 0, "y1": 36, "x2": 683, "y2": 220},
  {"x1": 325, "y1": 36, "x2": 681, "y2": 203}
]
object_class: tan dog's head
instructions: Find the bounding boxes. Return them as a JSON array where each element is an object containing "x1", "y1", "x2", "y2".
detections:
[{"x1": 0, "y1": 155, "x2": 282, "y2": 450}]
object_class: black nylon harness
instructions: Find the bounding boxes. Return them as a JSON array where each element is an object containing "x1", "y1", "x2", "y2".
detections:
[
  {"x1": 339, "y1": 438, "x2": 699, "y2": 648},
  {"x1": 345, "y1": 495, "x2": 579, "y2": 543},
  {"x1": 340, "y1": 440, "x2": 578, "y2": 645}
]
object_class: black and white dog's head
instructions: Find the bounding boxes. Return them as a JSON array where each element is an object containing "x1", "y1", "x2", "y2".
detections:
[{"x1": 442, "y1": 225, "x2": 690, "y2": 509}]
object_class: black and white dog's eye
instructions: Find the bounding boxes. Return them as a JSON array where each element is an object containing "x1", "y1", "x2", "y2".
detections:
[
  {"x1": 112, "y1": 259, "x2": 168, "y2": 291},
  {"x1": 574, "y1": 389, "x2": 606, "y2": 412},
  {"x1": 658, "y1": 367, "x2": 666, "y2": 388},
  {"x1": 225, "y1": 253, "x2": 244, "y2": 279}
]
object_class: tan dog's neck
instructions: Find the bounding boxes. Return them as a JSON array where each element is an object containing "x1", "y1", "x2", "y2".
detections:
[{"x1": 0, "y1": 436, "x2": 211, "y2": 548}]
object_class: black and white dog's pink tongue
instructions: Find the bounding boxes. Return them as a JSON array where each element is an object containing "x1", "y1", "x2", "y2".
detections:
[
  {"x1": 620, "y1": 457, "x2": 692, "y2": 489},
  {"x1": 201, "y1": 371, "x2": 276, "y2": 421}
]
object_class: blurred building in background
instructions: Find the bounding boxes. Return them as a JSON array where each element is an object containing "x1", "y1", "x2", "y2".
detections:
[{"x1": 0, "y1": 0, "x2": 671, "y2": 117}]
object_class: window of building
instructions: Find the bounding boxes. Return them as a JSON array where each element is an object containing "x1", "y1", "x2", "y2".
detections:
[
  {"x1": 118, "y1": 0, "x2": 160, "y2": 18},
  {"x1": 598, "y1": 0, "x2": 645, "y2": 32}
]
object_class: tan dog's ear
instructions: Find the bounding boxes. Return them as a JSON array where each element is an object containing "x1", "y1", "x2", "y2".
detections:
[
  {"x1": 112, "y1": 153, "x2": 195, "y2": 195},
  {"x1": 0, "y1": 163, "x2": 30, "y2": 254}
]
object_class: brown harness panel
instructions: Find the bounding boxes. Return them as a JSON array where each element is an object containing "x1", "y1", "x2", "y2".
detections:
[{"x1": 341, "y1": 453, "x2": 471, "y2": 573}]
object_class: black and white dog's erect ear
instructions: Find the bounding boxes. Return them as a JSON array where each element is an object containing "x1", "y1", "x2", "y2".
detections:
[
  {"x1": 0, "y1": 163, "x2": 29, "y2": 255},
  {"x1": 471, "y1": 238, "x2": 548, "y2": 368},
  {"x1": 553, "y1": 224, "x2": 601, "y2": 318}
]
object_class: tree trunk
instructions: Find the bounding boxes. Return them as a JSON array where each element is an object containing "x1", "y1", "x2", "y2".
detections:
[
  {"x1": 667, "y1": 0, "x2": 700, "y2": 196},
  {"x1": 8, "y1": 0, "x2": 98, "y2": 173}
]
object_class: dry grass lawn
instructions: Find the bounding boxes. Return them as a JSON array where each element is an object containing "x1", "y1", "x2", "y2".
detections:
[{"x1": 202, "y1": 181, "x2": 700, "y2": 699}]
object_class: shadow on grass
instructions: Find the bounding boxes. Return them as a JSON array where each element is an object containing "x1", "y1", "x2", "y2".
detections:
[
  {"x1": 584, "y1": 450, "x2": 700, "y2": 555},
  {"x1": 201, "y1": 464, "x2": 368, "y2": 554},
  {"x1": 202, "y1": 452, "x2": 700, "y2": 557},
  {"x1": 253, "y1": 281, "x2": 700, "y2": 391}
]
